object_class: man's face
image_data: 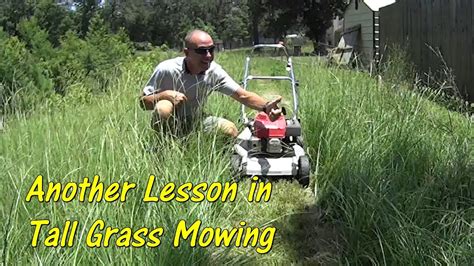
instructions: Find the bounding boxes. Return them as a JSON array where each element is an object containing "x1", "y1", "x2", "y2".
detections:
[{"x1": 185, "y1": 33, "x2": 214, "y2": 73}]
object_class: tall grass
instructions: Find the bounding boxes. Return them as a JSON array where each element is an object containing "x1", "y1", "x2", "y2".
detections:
[
  {"x1": 1, "y1": 50, "x2": 472, "y2": 265},
  {"x1": 296, "y1": 58, "x2": 472, "y2": 264}
]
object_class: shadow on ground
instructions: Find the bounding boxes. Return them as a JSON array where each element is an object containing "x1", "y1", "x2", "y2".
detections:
[{"x1": 276, "y1": 203, "x2": 344, "y2": 265}]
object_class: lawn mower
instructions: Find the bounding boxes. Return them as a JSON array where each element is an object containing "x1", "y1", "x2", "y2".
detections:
[{"x1": 231, "y1": 44, "x2": 310, "y2": 187}]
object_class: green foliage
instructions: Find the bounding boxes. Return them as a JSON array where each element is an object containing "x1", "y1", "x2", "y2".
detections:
[
  {"x1": 77, "y1": 0, "x2": 98, "y2": 37},
  {"x1": 121, "y1": 0, "x2": 153, "y2": 42},
  {"x1": 159, "y1": 0, "x2": 220, "y2": 47},
  {"x1": 34, "y1": 0, "x2": 74, "y2": 46},
  {"x1": 246, "y1": 0, "x2": 346, "y2": 47},
  {"x1": 0, "y1": 0, "x2": 345, "y2": 51},
  {"x1": 17, "y1": 17, "x2": 54, "y2": 61},
  {"x1": 379, "y1": 45, "x2": 415, "y2": 85},
  {"x1": 83, "y1": 16, "x2": 132, "y2": 90},
  {"x1": 260, "y1": 0, "x2": 302, "y2": 40},
  {"x1": 52, "y1": 31, "x2": 89, "y2": 93},
  {"x1": 0, "y1": 28, "x2": 52, "y2": 113},
  {"x1": 53, "y1": 17, "x2": 132, "y2": 94},
  {"x1": 179, "y1": 18, "x2": 218, "y2": 46},
  {"x1": 0, "y1": 12, "x2": 132, "y2": 114},
  {"x1": 248, "y1": 0, "x2": 265, "y2": 43},
  {"x1": 98, "y1": 0, "x2": 249, "y2": 47},
  {"x1": 0, "y1": 0, "x2": 35, "y2": 35},
  {"x1": 302, "y1": 0, "x2": 347, "y2": 50},
  {"x1": 99, "y1": 0, "x2": 126, "y2": 33},
  {"x1": 220, "y1": 5, "x2": 249, "y2": 44}
]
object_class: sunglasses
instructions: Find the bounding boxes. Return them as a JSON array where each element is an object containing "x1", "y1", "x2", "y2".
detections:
[{"x1": 191, "y1": 46, "x2": 215, "y2": 55}]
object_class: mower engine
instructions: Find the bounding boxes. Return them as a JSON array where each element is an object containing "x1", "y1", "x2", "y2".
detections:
[{"x1": 253, "y1": 112, "x2": 286, "y2": 153}]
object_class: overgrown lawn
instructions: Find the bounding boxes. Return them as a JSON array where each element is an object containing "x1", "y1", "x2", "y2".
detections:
[{"x1": 1, "y1": 50, "x2": 472, "y2": 265}]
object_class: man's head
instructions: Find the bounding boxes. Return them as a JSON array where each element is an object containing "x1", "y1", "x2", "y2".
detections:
[{"x1": 184, "y1": 30, "x2": 215, "y2": 74}]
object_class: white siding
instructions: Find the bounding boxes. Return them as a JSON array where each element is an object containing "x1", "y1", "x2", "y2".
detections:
[{"x1": 343, "y1": 0, "x2": 374, "y2": 63}]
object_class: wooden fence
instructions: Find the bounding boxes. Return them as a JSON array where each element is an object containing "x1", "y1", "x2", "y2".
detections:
[{"x1": 379, "y1": 0, "x2": 473, "y2": 102}]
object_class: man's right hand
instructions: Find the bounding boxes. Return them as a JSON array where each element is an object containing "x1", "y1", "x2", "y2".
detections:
[
  {"x1": 264, "y1": 96, "x2": 283, "y2": 121},
  {"x1": 160, "y1": 90, "x2": 187, "y2": 105}
]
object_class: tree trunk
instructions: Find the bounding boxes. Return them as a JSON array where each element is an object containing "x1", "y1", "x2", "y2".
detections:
[
  {"x1": 312, "y1": 40, "x2": 318, "y2": 53},
  {"x1": 252, "y1": 23, "x2": 259, "y2": 45}
]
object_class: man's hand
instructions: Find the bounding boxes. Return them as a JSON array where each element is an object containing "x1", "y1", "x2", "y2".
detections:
[
  {"x1": 160, "y1": 90, "x2": 187, "y2": 105},
  {"x1": 139, "y1": 90, "x2": 187, "y2": 110},
  {"x1": 230, "y1": 88, "x2": 283, "y2": 121},
  {"x1": 264, "y1": 96, "x2": 283, "y2": 121}
]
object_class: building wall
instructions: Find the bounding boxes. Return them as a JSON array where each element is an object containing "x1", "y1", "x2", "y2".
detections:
[{"x1": 343, "y1": 0, "x2": 374, "y2": 63}]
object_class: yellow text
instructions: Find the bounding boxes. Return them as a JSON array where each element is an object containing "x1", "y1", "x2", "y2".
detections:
[
  {"x1": 173, "y1": 220, "x2": 275, "y2": 254},
  {"x1": 26, "y1": 175, "x2": 136, "y2": 202},
  {"x1": 143, "y1": 175, "x2": 238, "y2": 203}
]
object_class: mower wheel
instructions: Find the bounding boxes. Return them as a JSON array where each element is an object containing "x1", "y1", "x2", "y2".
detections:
[
  {"x1": 296, "y1": 136, "x2": 304, "y2": 146},
  {"x1": 297, "y1": 155, "x2": 310, "y2": 187},
  {"x1": 231, "y1": 154, "x2": 242, "y2": 181}
]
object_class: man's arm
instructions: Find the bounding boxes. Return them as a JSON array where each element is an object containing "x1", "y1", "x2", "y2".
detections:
[
  {"x1": 230, "y1": 87, "x2": 281, "y2": 113},
  {"x1": 139, "y1": 91, "x2": 187, "y2": 110},
  {"x1": 139, "y1": 93, "x2": 159, "y2": 110}
]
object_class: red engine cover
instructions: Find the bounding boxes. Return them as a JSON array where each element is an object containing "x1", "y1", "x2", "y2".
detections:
[{"x1": 253, "y1": 112, "x2": 286, "y2": 138}]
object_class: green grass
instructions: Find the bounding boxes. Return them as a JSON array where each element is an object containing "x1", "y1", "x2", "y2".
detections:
[{"x1": 1, "y1": 49, "x2": 472, "y2": 265}]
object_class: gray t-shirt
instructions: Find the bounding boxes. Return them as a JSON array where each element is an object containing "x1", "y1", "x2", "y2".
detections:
[{"x1": 143, "y1": 57, "x2": 240, "y2": 119}]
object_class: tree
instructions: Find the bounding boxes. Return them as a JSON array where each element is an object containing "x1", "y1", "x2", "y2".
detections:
[
  {"x1": 99, "y1": 0, "x2": 126, "y2": 33},
  {"x1": 76, "y1": 0, "x2": 98, "y2": 37},
  {"x1": 220, "y1": 5, "x2": 249, "y2": 48},
  {"x1": 34, "y1": 0, "x2": 73, "y2": 46},
  {"x1": 0, "y1": 0, "x2": 34, "y2": 35},
  {"x1": 146, "y1": 0, "x2": 219, "y2": 47},
  {"x1": 302, "y1": 0, "x2": 346, "y2": 53},
  {"x1": 261, "y1": 0, "x2": 302, "y2": 41},
  {"x1": 17, "y1": 16, "x2": 54, "y2": 60},
  {"x1": 0, "y1": 27, "x2": 53, "y2": 111}
]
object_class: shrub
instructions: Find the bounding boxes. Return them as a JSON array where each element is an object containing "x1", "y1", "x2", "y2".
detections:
[
  {"x1": 0, "y1": 28, "x2": 52, "y2": 113},
  {"x1": 1, "y1": 15, "x2": 132, "y2": 114},
  {"x1": 50, "y1": 16, "x2": 131, "y2": 95}
]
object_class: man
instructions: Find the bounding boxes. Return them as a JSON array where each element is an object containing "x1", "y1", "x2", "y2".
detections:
[{"x1": 139, "y1": 29, "x2": 281, "y2": 137}]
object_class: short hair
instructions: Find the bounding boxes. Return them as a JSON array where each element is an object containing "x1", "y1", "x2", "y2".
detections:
[{"x1": 184, "y1": 29, "x2": 209, "y2": 48}]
